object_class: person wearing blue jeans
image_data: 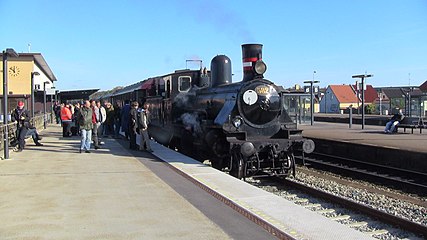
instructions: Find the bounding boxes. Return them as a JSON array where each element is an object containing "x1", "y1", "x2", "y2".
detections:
[
  {"x1": 80, "y1": 129, "x2": 92, "y2": 153},
  {"x1": 77, "y1": 100, "x2": 93, "y2": 153},
  {"x1": 384, "y1": 112, "x2": 404, "y2": 134}
]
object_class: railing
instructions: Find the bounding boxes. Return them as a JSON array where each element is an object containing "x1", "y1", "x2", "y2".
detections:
[{"x1": 0, "y1": 113, "x2": 51, "y2": 155}]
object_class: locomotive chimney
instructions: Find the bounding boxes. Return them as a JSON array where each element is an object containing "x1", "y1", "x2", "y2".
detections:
[{"x1": 242, "y1": 43, "x2": 264, "y2": 82}]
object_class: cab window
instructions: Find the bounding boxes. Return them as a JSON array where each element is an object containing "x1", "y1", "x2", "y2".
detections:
[{"x1": 178, "y1": 76, "x2": 191, "y2": 92}]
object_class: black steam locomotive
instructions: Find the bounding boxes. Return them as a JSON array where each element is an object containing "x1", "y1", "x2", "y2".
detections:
[{"x1": 114, "y1": 44, "x2": 315, "y2": 178}]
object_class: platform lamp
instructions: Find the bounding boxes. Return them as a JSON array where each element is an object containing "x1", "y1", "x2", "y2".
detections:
[
  {"x1": 50, "y1": 86, "x2": 56, "y2": 124},
  {"x1": 43, "y1": 81, "x2": 50, "y2": 129},
  {"x1": 2, "y1": 48, "x2": 19, "y2": 159},
  {"x1": 31, "y1": 72, "x2": 40, "y2": 121},
  {"x1": 352, "y1": 74, "x2": 373, "y2": 129},
  {"x1": 304, "y1": 74, "x2": 320, "y2": 125}
]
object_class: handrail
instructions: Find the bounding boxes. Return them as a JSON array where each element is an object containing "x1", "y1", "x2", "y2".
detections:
[{"x1": 0, "y1": 113, "x2": 51, "y2": 155}]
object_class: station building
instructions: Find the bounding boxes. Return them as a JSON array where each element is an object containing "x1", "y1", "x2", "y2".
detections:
[{"x1": 0, "y1": 53, "x2": 57, "y2": 118}]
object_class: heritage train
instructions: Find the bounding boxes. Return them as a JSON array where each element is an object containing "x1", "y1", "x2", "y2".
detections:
[{"x1": 109, "y1": 44, "x2": 315, "y2": 179}]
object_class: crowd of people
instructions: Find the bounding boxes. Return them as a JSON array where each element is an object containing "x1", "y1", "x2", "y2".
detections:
[{"x1": 12, "y1": 99, "x2": 152, "y2": 153}]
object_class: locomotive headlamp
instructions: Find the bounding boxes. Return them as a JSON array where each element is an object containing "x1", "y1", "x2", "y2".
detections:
[
  {"x1": 232, "y1": 116, "x2": 243, "y2": 128},
  {"x1": 254, "y1": 60, "x2": 267, "y2": 75}
]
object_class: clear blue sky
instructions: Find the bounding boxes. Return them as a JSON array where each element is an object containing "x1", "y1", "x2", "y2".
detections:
[{"x1": 1, "y1": 0, "x2": 426, "y2": 90}]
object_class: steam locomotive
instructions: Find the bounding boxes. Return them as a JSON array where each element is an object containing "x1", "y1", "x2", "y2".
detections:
[{"x1": 112, "y1": 44, "x2": 315, "y2": 178}]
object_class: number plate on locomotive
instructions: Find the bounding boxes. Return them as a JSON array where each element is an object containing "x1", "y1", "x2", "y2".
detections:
[{"x1": 255, "y1": 85, "x2": 271, "y2": 95}]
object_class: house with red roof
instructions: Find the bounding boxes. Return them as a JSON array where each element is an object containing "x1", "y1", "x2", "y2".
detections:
[
  {"x1": 320, "y1": 85, "x2": 359, "y2": 113},
  {"x1": 319, "y1": 84, "x2": 383, "y2": 113},
  {"x1": 420, "y1": 80, "x2": 427, "y2": 92}
]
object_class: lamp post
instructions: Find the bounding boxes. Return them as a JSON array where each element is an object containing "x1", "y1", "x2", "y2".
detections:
[
  {"x1": 2, "y1": 48, "x2": 19, "y2": 159},
  {"x1": 378, "y1": 90, "x2": 383, "y2": 115},
  {"x1": 304, "y1": 72, "x2": 319, "y2": 125},
  {"x1": 31, "y1": 72, "x2": 40, "y2": 122},
  {"x1": 352, "y1": 74, "x2": 373, "y2": 129},
  {"x1": 50, "y1": 87, "x2": 56, "y2": 124},
  {"x1": 43, "y1": 81, "x2": 49, "y2": 129}
]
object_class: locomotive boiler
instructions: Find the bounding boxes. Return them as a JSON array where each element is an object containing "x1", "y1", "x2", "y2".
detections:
[{"x1": 144, "y1": 44, "x2": 315, "y2": 179}]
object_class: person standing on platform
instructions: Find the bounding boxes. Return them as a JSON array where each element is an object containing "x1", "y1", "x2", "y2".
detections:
[
  {"x1": 90, "y1": 100, "x2": 101, "y2": 150},
  {"x1": 96, "y1": 100, "x2": 106, "y2": 143},
  {"x1": 113, "y1": 100, "x2": 122, "y2": 138},
  {"x1": 60, "y1": 102, "x2": 73, "y2": 137},
  {"x1": 121, "y1": 100, "x2": 131, "y2": 140},
  {"x1": 11, "y1": 101, "x2": 42, "y2": 152},
  {"x1": 77, "y1": 100, "x2": 93, "y2": 153},
  {"x1": 138, "y1": 103, "x2": 152, "y2": 152},
  {"x1": 129, "y1": 101, "x2": 139, "y2": 150},
  {"x1": 105, "y1": 102, "x2": 115, "y2": 137},
  {"x1": 54, "y1": 101, "x2": 61, "y2": 124}
]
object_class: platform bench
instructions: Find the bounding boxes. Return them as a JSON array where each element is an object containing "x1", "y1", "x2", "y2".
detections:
[{"x1": 397, "y1": 119, "x2": 426, "y2": 134}]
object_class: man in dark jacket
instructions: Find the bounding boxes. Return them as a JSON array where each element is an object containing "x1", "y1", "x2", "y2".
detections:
[
  {"x1": 11, "y1": 101, "x2": 42, "y2": 152},
  {"x1": 120, "y1": 100, "x2": 131, "y2": 140},
  {"x1": 113, "y1": 100, "x2": 121, "y2": 138},
  {"x1": 128, "y1": 101, "x2": 139, "y2": 150},
  {"x1": 77, "y1": 100, "x2": 93, "y2": 153}
]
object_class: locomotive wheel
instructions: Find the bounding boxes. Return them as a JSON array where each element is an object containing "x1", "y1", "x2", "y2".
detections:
[{"x1": 230, "y1": 152, "x2": 246, "y2": 179}]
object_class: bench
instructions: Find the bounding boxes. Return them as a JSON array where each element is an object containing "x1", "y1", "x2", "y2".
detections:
[{"x1": 396, "y1": 118, "x2": 427, "y2": 134}]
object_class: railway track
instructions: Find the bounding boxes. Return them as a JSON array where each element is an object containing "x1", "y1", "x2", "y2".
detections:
[
  {"x1": 249, "y1": 175, "x2": 427, "y2": 239},
  {"x1": 296, "y1": 152, "x2": 427, "y2": 195}
]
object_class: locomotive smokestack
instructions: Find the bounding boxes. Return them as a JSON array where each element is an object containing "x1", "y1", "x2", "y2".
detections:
[{"x1": 242, "y1": 43, "x2": 263, "y2": 82}]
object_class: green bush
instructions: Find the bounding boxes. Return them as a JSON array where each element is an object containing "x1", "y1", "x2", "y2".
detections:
[{"x1": 365, "y1": 103, "x2": 376, "y2": 114}]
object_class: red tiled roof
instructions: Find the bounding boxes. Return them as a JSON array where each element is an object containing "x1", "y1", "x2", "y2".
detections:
[
  {"x1": 351, "y1": 84, "x2": 378, "y2": 103},
  {"x1": 420, "y1": 80, "x2": 427, "y2": 92},
  {"x1": 329, "y1": 85, "x2": 358, "y2": 103}
]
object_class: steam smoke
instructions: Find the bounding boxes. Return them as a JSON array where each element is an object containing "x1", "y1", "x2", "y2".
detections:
[
  {"x1": 174, "y1": 85, "x2": 202, "y2": 108},
  {"x1": 173, "y1": 0, "x2": 255, "y2": 43},
  {"x1": 181, "y1": 112, "x2": 202, "y2": 135}
]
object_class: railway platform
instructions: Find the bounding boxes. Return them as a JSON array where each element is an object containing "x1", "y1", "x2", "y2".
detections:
[
  {"x1": 300, "y1": 122, "x2": 427, "y2": 172},
  {"x1": 0, "y1": 125, "x2": 268, "y2": 240},
  {"x1": 0, "y1": 124, "x2": 376, "y2": 240}
]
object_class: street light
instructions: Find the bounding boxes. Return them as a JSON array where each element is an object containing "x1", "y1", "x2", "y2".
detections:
[
  {"x1": 31, "y1": 72, "x2": 40, "y2": 122},
  {"x1": 304, "y1": 71, "x2": 319, "y2": 125},
  {"x1": 50, "y1": 86, "x2": 56, "y2": 124},
  {"x1": 43, "y1": 81, "x2": 50, "y2": 129},
  {"x1": 378, "y1": 91, "x2": 383, "y2": 115},
  {"x1": 352, "y1": 73, "x2": 373, "y2": 129},
  {"x1": 2, "y1": 48, "x2": 19, "y2": 159}
]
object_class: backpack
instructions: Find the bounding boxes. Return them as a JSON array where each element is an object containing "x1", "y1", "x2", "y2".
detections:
[{"x1": 137, "y1": 110, "x2": 144, "y2": 129}]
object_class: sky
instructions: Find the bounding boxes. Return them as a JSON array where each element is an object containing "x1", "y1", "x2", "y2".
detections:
[{"x1": 1, "y1": 0, "x2": 427, "y2": 91}]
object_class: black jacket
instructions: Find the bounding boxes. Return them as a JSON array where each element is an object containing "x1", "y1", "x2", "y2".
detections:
[
  {"x1": 390, "y1": 113, "x2": 404, "y2": 122},
  {"x1": 129, "y1": 108, "x2": 138, "y2": 133},
  {"x1": 11, "y1": 108, "x2": 31, "y2": 128}
]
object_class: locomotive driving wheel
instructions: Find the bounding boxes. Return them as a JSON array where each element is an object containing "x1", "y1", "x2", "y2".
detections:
[{"x1": 230, "y1": 149, "x2": 246, "y2": 179}]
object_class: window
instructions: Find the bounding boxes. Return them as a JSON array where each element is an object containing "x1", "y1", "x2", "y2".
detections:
[{"x1": 178, "y1": 76, "x2": 191, "y2": 92}]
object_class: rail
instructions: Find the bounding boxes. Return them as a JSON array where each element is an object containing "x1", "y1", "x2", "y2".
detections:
[
  {"x1": 0, "y1": 113, "x2": 52, "y2": 155},
  {"x1": 281, "y1": 178, "x2": 427, "y2": 238},
  {"x1": 296, "y1": 152, "x2": 427, "y2": 195}
]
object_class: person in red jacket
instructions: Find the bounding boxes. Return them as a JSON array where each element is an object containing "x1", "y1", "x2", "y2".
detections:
[{"x1": 60, "y1": 102, "x2": 73, "y2": 137}]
